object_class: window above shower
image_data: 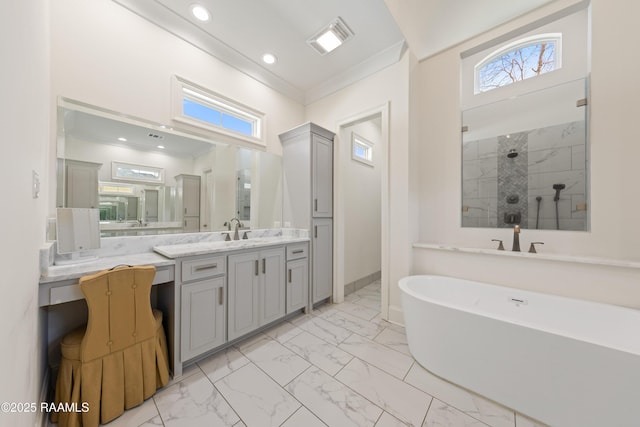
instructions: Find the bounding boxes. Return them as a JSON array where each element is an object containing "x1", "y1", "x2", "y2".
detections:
[{"x1": 459, "y1": 5, "x2": 590, "y2": 231}]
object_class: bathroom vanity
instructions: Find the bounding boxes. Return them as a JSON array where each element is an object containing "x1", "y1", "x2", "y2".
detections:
[{"x1": 39, "y1": 230, "x2": 310, "y2": 377}]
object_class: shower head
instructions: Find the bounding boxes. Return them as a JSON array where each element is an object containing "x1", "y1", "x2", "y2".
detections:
[
  {"x1": 553, "y1": 183, "x2": 566, "y2": 201},
  {"x1": 507, "y1": 149, "x2": 518, "y2": 158}
]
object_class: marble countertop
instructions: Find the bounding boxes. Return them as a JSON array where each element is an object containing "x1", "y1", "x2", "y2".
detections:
[
  {"x1": 40, "y1": 252, "x2": 174, "y2": 284},
  {"x1": 413, "y1": 242, "x2": 640, "y2": 269},
  {"x1": 154, "y1": 236, "x2": 310, "y2": 258}
]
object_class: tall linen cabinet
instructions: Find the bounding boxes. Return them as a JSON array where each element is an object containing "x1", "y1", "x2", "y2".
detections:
[{"x1": 280, "y1": 123, "x2": 334, "y2": 305}]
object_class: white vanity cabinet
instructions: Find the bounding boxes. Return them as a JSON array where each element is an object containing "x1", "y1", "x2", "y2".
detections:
[
  {"x1": 227, "y1": 247, "x2": 286, "y2": 340},
  {"x1": 175, "y1": 174, "x2": 201, "y2": 232},
  {"x1": 312, "y1": 219, "x2": 333, "y2": 302},
  {"x1": 179, "y1": 255, "x2": 226, "y2": 361},
  {"x1": 65, "y1": 159, "x2": 101, "y2": 209},
  {"x1": 286, "y1": 243, "x2": 309, "y2": 313}
]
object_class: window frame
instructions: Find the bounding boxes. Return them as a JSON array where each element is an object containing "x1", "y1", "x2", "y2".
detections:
[
  {"x1": 351, "y1": 132, "x2": 374, "y2": 167},
  {"x1": 172, "y1": 76, "x2": 266, "y2": 146},
  {"x1": 474, "y1": 33, "x2": 562, "y2": 94}
]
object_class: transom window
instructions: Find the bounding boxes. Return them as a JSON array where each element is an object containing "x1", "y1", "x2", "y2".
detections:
[
  {"x1": 172, "y1": 76, "x2": 265, "y2": 145},
  {"x1": 351, "y1": 133, "x2": 374, "y2": 166},
  {"x1": 475, "y1": 34, "x2": 562, "y2": 94}
]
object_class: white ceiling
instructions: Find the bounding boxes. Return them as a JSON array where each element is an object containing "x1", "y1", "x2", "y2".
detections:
[{"x1": 113, "y1": 0, "x2": 557, "y2": 104}]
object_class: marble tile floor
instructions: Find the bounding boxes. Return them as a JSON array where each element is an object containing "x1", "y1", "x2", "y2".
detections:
[{"x1": 50, "y1": 281, "x2": 547, "y2": 427}]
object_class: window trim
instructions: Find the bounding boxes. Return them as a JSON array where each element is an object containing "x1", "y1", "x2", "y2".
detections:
[
  {"x1": 474, "y1": 33, "x2": 562, "y2": 94},
  {"x1": 351, "y1": 132, "x2": 374, "y2": 166},
  {"x1": 172, "y1": 75, "x2": 266, "y2": 146},
  {"x1": 111, "y1": 161, "x2": 165, "y2": 184}
]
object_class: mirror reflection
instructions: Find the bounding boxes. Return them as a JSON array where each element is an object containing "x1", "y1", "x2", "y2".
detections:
[
  {"x1": 461, "y1": 78, "x2": 588, "y2": 231},
  {"x1": 57, "y1": 100, "x2": 282, "y2": 236}
]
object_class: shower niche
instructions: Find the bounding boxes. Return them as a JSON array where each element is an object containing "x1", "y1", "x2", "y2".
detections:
[{"x1": 461, "y1": 78, "x2": 588, "y2": 231}]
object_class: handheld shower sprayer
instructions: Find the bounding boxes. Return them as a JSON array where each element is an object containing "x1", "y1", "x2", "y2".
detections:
[
  {"x1": 552, "y1": 184, "x2": 566, "y2": 230},
  {"x1": 553, "y1": 183, "x2": 566, "y2": 201}
]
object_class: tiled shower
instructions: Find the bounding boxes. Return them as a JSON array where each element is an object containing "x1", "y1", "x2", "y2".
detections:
[{"x1": 462, "y1": 120, "x2": 587, "y2": 231}]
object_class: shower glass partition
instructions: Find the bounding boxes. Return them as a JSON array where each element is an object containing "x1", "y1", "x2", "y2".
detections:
[{"x1": 461, "y1": 78, "x2": 589, "y2": 231}]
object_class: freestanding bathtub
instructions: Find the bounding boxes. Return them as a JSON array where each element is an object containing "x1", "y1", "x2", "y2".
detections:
[{"x1": 399, "y1": 275, "x2": 640, "y2": 427}]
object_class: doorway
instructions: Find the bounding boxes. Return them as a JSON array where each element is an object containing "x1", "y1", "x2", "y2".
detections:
[{"x1": 335, "y1": 103, "x2": 390, "y2": 318}]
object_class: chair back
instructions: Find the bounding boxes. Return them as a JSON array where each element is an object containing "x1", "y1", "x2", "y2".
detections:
[{"x1": 79, "y1": 265, "x2": 157, "y2": 362}]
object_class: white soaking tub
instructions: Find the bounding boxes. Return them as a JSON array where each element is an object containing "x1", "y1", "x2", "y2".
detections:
[{"x1": 399, "y1": 275, "x2": 640, "y2": 427}]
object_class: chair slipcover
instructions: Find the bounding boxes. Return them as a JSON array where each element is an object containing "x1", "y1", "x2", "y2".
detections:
[{"x1": 52, "y1": 265, "x2": 170, "y2": 427}]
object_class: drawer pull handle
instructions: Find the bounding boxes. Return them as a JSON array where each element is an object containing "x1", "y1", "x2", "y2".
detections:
[
  {"x1": 218, "y1": 287, "x2": 224, "y2": 305},
  {"x1": 292, "y1": 249, "x2": 303, "y2": 254},
  {"x1": 314, "y1": 226, "x2": 318, "y2": 238},
  {"x1": 314, "y1": 198, "x2": 318, "y2": 212},
  {"x1": 288, "y1": 269, "x2": 292, "y2": 283},
  {"x1": 194, "y1": 264, "x2": 217, "y2": 272},
  {"x1": 255, "y1": 260, "x2": 259, "y2": 276}
]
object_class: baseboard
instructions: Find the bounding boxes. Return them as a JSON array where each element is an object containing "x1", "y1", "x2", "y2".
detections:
[
  {"x1": 387, "y1": 304, "x2": 405, "y2": 326},
  {"x1": 35, "y1": 369, "x2": 50, "y2": 427}
]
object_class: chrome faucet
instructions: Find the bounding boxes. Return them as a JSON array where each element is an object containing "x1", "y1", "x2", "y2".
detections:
[
  {"x1": 229, "y1": 218, "x2": 243, "y2": 240},
  {"x1": 512, "y1": 225, "x2": 521, "y2": 252}
]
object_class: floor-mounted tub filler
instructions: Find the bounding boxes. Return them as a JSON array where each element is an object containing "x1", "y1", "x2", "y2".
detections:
[{"x1": 399, "y1": 275, "x2": 640, "y2": 427}]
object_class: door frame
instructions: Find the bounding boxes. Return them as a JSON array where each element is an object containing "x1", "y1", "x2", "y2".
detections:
[{"x1": 334, "y1": 102, "x2": 390, "y2": 319}]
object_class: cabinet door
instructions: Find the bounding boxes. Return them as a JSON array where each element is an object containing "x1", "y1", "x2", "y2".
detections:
[
  {"x1": 181, "y1": 277, "x2": 226, "y2": 361},
  {"x1": 183, "y1": 216, "x2": 200, "y2": 232},
  {"x1": 312, "y1": 134, "x2": 333, "y2": 217},
  {"x1": 260, "y1": 247, "x2": 286, "y2": 324},
  {"x1": 312, "y1": 218, "x2": 333, "y2": 303},
  {"x1": 183, "y1": 176, "x2": 201, "y2": 217},
  {"x1": 228, "y1": 251, "x2": 260, "y2": 340},
  {"x1": 287, "y1": 258, "x2": 308, "y2": 313},
  {"x1": 66, "y1": 162, "x2": 99, "y2": 209}
]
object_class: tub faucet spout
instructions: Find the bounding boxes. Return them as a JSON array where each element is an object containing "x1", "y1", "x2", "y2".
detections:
[{"x1": 512, "y1": 225, "x2": 520, "y2": 252}]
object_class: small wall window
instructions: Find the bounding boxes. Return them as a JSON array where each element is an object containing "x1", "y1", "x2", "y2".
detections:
[
  {"x1": 475, "y1": 33, "x2": 562, "y2": 94},
  {"x1": 351, "y1": 133, "x2": 374, "y2": 166},
  {"x1": 172, "y1": 76, "x2": 265, "y2": 145},
  {"x1": 112, "y1": 161, "x2": 164, "y2": 184}
]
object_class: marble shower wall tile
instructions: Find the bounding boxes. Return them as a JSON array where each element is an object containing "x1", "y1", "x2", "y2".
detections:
[
  {"x1": 215, "y1": 363, "x2": 300, "y2": 427},
  {"x1": 335, "y1": 358, "x2": 432, "y2": 427},
  {"x1": 287, "y1": 366, "x2": 382, "y2": 427}
]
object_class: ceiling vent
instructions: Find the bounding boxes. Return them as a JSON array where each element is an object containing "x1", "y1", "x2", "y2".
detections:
[
  {"x1": 307, "y1": 17, "x2": 354, "y2": 56},
  {"x1": 147, "y1": 132, "x2": 164, "y2": 140}
]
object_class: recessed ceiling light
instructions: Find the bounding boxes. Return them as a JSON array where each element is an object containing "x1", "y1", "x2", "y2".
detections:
[
  {"x1": 157, "y1": 145, "x2": 165, "y2": 149},
  {"x1": 262, "y1": 53, "x2": 277, "y2": 65},
  {"x1": 118, "y1": 137, "x2": 127, "y2": 142},
  {"x1": 307, "y1": 17, "x2": 354, "y2": 55},
  {"x1": 190, "y1": 4, "x2": 210, "y2": 22}
]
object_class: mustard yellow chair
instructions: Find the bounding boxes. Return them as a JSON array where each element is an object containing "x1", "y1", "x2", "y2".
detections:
[{"x1": 52, "y1": 265, "x2": 170, "y2": 427}]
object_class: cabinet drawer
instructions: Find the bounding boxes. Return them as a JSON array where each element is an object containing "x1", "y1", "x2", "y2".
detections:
[
  {"x1": 287, "y1": 243, "x2": 308, "y2": 261},
  {"x1": 181, "y1": 256, "x2": 225, "y2": 282}
]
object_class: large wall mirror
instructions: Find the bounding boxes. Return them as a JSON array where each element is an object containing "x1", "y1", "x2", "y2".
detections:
[
  {"x1": 56, "y1": 99, "x2": 282, "y2": 237},
  {"x1": 460, "y1": 6, "x2": 589, "y2": 231}
]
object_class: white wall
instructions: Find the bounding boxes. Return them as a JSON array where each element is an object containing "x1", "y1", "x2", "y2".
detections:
[
  {"x1": 65, "y1": 137, "x2": 197, "y2": 189},
  {"x1": 305, "y1": 52, "x2": 417, "y2": 323},
  {"x1": 49, "y1": 0, "x2": 304, "y2": 214},
  {"x1": 342, "y1": 120, "x2": 382, "y2": 285},
  {"x1": 415, "y1": 0, "x2": 640, "y2": 309},
  {"x1": 0, "y1": 1, "x2": 50, "y2": 425}
]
